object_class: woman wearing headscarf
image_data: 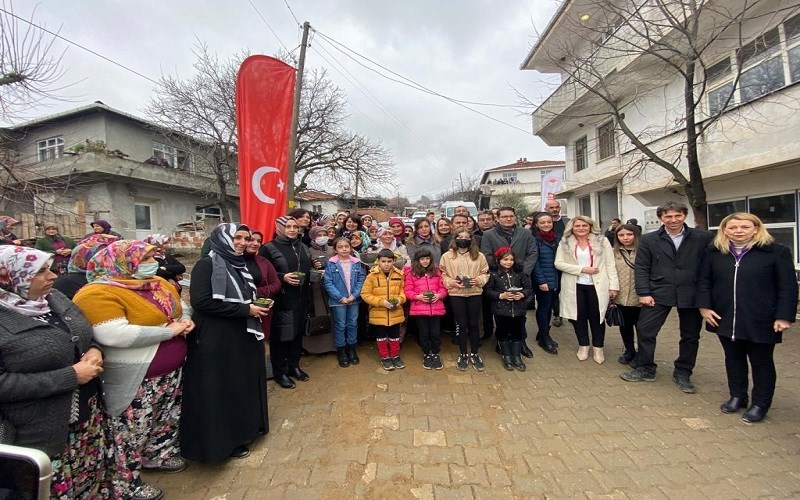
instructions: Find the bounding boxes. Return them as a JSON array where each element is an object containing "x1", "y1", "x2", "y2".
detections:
[
  {"x1": 388, "y1": 217, "x2": 406, "y2": 246},
  {"x1": 244, "y1": 230, "x2": 282, "y2": 341},
  {"x1": 34, "y1": 223, "x2": 76, "y2": 274},
  {"x1": 52, "y1": 234, "x2": 119, "y2": 299},
  {"x1": 372, "y1": 227, "x2": 409, "y2": 268},
  {"x1": 304, "y1": 225, "x2": 336, "y2": 354},
  {"x1": 73, "y1": 240, "x2": 191, "y2": 500},
  {"x1": 349, "y1": 230, "x2": 371, "y2": 257},
  {"x1": 82, "y1": 219, "x2": 123, "y2": 239},
  {"x1": 0, "y1": 246, "x2": 113, "y2": 499},
  {"x1": 144, "y1": 233, "x2": 186, "y2": 294},
  {"x1": 260, "y1": 216, "x2": 323, "y2": 389},
  {"x1": 181, "y1": 223, "x2": 270, "y2": 461},
  {"x1": 0, "y1": 218, "x2": 21, "y2": 245}
]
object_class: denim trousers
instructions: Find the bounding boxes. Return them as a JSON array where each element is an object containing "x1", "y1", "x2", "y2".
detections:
[{"x1": 331, "y1": 302, "x2": 359, "y2": 347}]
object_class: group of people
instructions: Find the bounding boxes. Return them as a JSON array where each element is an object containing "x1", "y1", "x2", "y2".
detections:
[{"x1": 0, "y1": 200, "x2": 796, "y2": 499}]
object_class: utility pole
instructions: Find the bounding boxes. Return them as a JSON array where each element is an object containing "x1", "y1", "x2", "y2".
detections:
[
  {"x1": 287, "y1": 21, "x2": 310, "y2": 210},
  {"x1": 353, "y1": 160, "x2": 360, "y2": 212}
]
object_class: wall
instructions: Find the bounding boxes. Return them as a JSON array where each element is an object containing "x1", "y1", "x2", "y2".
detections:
[{"x1": 16, "y1": 113, "x2": 107, "y2": 163}]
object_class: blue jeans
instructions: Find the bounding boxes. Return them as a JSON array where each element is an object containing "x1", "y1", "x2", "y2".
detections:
[{"x1": 331, "y1": 302, "x2": 359, "y2": 347}]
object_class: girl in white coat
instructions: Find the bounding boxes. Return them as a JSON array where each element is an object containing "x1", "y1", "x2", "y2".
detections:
[{"x1": 555, "y1": 216, "x2": 619, "y2": 363}]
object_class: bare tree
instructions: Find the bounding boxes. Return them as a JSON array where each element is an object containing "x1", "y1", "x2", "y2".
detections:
[
  {"x1": 0, "y1": 2, "x2": 67, "y2": 123},
  {"x1": 523, "y1": 0, "x2": 799, "y2": 228},
  {"x1": 147, "y1": 45, "x2": 396, "y2": 220},
  {"x1": 146, "y1": 43, "x2": 240, "y2": 220}
]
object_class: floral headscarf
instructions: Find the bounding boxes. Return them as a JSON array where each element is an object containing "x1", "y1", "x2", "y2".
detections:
[
  {"x1": 68, "y1": 234, "x2": 119, "y2": 274},
  {"x1": 349, "y1": 230, "x2": 371, "y2": 253},
  {"x1": 0, "y1": 246, "x2": 54, "y2": 316},
  {"x1": 87, "y1": 240, "x2": 177, "y2": 319},
  {"x1": 143, "y1": 233, "x2": 170, "y2": 259}
]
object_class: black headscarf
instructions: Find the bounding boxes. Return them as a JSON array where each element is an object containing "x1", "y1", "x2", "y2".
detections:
[{"x1": 208, "y1": 223, "x2": 262, "y2": 339}]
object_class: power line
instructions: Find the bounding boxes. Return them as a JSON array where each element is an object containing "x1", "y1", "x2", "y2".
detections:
[
  {"x1": 311, "y1": 29, "x2": 533, "y2": 135},
  {"x1": 0, "y1": 7, "x2": 159, "y2": 85},
  {"x1": 247, "y1": 0, "x2": 291, "y2": 53},
  {"x1": 283, "y1": 0, "x2": 300, "y2": 26}
]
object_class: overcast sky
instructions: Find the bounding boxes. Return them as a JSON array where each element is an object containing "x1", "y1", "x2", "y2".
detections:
[{"x1": 23, "y1": 0, "x2": 563, "y2": 200}]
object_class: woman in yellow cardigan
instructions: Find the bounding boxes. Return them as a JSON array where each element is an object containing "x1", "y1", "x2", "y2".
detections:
[{"x1": 73, "y1": 240, "x2": 194, "y2": 500}]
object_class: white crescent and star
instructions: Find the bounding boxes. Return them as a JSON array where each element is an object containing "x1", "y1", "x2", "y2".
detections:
[{"x1": 251, "y1": 166, "x2": 284, "y2": 204}]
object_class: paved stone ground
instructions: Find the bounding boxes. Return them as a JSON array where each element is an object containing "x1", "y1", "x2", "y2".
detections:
[{"x1": 147, "y1": 311, "x2": 800, "y2": 499}]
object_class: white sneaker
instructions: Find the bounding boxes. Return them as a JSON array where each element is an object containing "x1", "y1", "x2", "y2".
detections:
[
  {"x1": 592, "y1": 347, "x2": 605, "y2": 364},
  {"x1": 577, "y1": 346, "x2": 590, "y2": 361}
]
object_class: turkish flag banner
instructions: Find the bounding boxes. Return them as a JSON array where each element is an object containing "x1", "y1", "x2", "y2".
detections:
[{"x1": 236, "y1": 55, "x2": 296, "y2": 236}]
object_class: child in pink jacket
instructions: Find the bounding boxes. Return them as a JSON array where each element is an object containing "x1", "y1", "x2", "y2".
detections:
[{"x1": 404, "y1": 248, "x2": 448, "y2": 370}]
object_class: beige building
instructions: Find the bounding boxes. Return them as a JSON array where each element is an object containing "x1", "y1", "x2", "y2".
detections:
[
  {"x1": 523, "y1": 0, "x2": 800, "y2": 265},
  {"x1": 479, "y1": 158, "x2": 566, "y2": 212}
]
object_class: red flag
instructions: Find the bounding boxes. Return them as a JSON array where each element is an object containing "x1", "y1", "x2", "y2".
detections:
[{"x1": 236, "y1": 55, "x2": 296, "y2": 235}]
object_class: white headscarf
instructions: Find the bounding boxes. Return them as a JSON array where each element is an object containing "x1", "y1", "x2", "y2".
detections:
[{"x1": 0, "y1": 246, "x2": 53, "y2": 316}]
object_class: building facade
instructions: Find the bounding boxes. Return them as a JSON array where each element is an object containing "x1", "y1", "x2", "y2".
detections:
[
  {"x1": 2, "y1": 102, "x2": 238, "y2": 240},
  {"x1": 479, "y1": 158, "x2": 566, "y2": 212},
  {"x1": 523, "y1": 0, "x2": 800, "y2": 265}
]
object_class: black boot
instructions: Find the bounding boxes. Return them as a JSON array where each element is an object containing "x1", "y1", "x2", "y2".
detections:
[
  {"x1": 520, "y1": 341, "x2": 534, "y2": 359},
  {"x1": 538, "y1": 332, "x2": 558, "y2": 355},
  {"x1": 348, "y1": 344, "x2": 360, "y2": 365},
  {"x1": 510, "y1": 341, "x2": 527, "y2": 372},
  {"x1": 337, "y1": 347, "x2": 350, "y2": 368},
  {"x1": 499, "y1": 341, "x2": 514, "y2": 371}
]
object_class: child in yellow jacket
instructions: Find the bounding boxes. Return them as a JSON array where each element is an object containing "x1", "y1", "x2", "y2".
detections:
[{"x1": 361, "y1": 249, "x2": 407, "y2": 370}]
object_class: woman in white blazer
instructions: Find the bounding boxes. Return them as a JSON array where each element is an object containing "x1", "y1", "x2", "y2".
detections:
[{"x1": 555, "y1": 216, "x2": 619, "y2": 363}]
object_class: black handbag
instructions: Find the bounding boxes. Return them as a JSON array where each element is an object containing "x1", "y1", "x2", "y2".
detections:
[{"x1": 605, "y1": 304, "x2": 624, "y2": 327}]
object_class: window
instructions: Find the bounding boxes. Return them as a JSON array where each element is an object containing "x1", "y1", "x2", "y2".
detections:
[
  {"x1": 708, "y1": 193, "x2": 798, "y2": 263},
  {"x1": 37, "y1": 137, "x2": 64, "y2": 161},
  {"x1": 597, "y1": 121, "x2": 615, "y2": 160},
  {"x1": 578, "y1": 195, "x2": 592, "y2": 217},
  {"x1": 706, "y1": 17, "x2": 800, "y2": 115},
  {"x1": 707, "y1": 199, "x2": 746, "y2": 227},
  {"x1": 502, "y1": 172, "x2": 518, "y2": 183},
  {"x1": 152, "y1": 141, "x2": 193, "y2": 170},
  {"x1": 196, "y1": 206, "x2": 222, "y2": 221},
  {"x1": 312, "y1": 204, "x2": 322, "y2": 214},
  {"x1": 575, "y1": 136, "x2": 588, "y2": 171}
]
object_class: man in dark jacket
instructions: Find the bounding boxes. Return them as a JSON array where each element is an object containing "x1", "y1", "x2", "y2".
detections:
[
  {"x1": 621, "y1": 201, "x2": 713, "y2": 393},
  {"x1": 480, "y1": 207, "x2": 538, "y2": 356}
]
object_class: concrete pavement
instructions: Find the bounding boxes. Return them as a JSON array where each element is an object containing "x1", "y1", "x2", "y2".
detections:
[{"x1": 147, "y1": 311, "x2": 800, "y2": 499}]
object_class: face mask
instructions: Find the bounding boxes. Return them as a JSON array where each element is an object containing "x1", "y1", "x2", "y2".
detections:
[
  {"x1": 134, "y1": 262, "x2": 159, "y2": 279},
  {"x1": 315, "y1": 236, "x2": 329, "y2": 246},
  {"x1": 455, "y1": 239, "x2": 471, "y2": 249}
]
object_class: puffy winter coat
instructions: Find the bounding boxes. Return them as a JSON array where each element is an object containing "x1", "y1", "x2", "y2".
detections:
[
  {"x1": 361, "y1": 265, "x2": 407, "y2": 326},
  {"x1": 532, "y1": 236, "x2": 559, "y2": 290},
  {"x1": 484, "y1": 268, "x2": 532, "y2": 318},
  {"x1": 403, "y1": 269, "x2": 448, "y2": 316},
  {"x1": 323, "y1": 255, "x2": 366, "y2": 306}
]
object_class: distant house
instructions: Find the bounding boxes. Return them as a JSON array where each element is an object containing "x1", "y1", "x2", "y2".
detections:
[
  {"x1": 295, "y1": 189, "x2": 392, "y2": 220},
  {"x1": 1, "y1": 101, "x2": 237, "y2": 240},
  {"x1": 479, "y1": 158, "x2": 566, "y2": 211}
]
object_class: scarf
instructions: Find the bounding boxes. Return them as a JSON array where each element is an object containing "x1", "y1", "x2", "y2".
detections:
[
  {"x1": 143, "y1": 233, "x2": 170, "y2": 259},
  {"x1": 92, "y1": 219, "x2": 112, "y2": 234},
  {"x1": 0, "y1": 246, "x2": 53, "y2": 317},
  {"x1": 87, "y1": 240, "x2": 177, "y2": 319},
  {"x1": 68, "y1": 234, "x2": 119, "y2": 273},
  {"x1": 495, "y1": 224, "x2": 515, "y2": 245},
  {"x1": 538, "y1": 229, "x2": 556, "y2": 244},
  {"x1": 350, "y1": 230, "x2": 371, "y2": 252},
  {"x1": 209, "y1": 223, "x2": 262, "y2": 339}
]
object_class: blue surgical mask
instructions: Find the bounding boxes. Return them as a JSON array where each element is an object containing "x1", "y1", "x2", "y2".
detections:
[{"x1": 134, "y1": 262, "x2": 159, "y2": 279}]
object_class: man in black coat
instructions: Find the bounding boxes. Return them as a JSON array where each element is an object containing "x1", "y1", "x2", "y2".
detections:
[{"x1": 621, "y1": 201, "x2": 713, "y2": 393}]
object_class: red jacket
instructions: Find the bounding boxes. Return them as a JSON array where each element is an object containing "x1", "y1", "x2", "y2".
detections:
[{"x1": 403, "y1": 268, "x2": 448, "y2": 316}]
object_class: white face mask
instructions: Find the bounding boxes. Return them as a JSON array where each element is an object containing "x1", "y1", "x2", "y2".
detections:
[{"x1": 314, "y1": 236, "x2": 329, "y2": 246}]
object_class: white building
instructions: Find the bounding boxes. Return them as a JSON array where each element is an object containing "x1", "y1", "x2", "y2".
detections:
[
  {"x1": 479, "y1": 158, "x2": 566, "y2": 212},
  {"x1": 523, "y1": 0, "x2": 800, "y2": 264}
]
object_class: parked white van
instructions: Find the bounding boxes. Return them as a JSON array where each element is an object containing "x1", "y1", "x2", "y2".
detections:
[{"x1": 440, "y1": 201, "x2": 478, "y2": 218}]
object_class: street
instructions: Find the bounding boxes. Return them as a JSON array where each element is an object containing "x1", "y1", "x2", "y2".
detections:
[{"x1": 147, "y1": 311, "x2": 800, "y2": 499}]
